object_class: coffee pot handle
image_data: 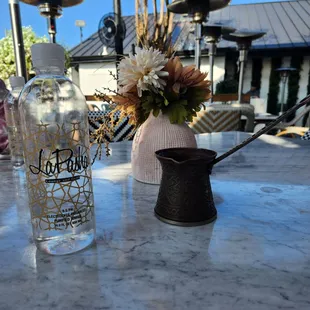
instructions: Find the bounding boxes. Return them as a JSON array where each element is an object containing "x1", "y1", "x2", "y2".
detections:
[{"x1": 213, "y1": 94, "x2": 310, "y2": 166}]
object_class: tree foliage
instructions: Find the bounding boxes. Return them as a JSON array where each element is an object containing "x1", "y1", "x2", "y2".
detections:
[
  {"x1": 0, "y1": 26, "x2": 48, "y2": 81},
  {"x1": 215, "y1": 79, "x2": 238, "y2": 94}
]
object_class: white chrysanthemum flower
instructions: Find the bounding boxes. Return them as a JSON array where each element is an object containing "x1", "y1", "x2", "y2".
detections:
[{"x1": 118, "y1": 47, "x2": 168, "y2": 97}]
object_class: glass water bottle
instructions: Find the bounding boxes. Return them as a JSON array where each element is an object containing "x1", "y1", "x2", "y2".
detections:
[
  {"x1": 4, "y1": 76, "x2": 25, "y2": 168},
  {"x1": 19, "y1": 43, "x2": 96, "y2": 255}
]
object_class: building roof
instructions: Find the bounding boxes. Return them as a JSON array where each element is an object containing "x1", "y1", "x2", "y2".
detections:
[{"x1": 70, "y1": 0, "x2": 310, "y2": 59}]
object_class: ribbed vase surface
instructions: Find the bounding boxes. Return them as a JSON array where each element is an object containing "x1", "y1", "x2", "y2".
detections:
[{"x1": 131, "y1": 113, "x2": 197, "y2": 184}]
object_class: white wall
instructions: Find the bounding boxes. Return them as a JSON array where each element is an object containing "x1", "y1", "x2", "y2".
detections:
[
  {"x1": 260, "y1": 57, "x2": 271, "y2": 102},
  {"x1": 243, "y1": 57, "x2": 253, "y2": 94},
  {"x1": 201, "y1": 56, "x2": 226, "y2": 90},
  {"x1": 296, "y1": 56, "x2": 310, "y2": 125},
  {"x1": 78, "y1": 62, "x2": 117, "y2": 96},
  {"x1": 68, "y1": 66, "x2": 80, "y2": 87},
  {"x1": 298, "y1": 56, "x2": 310, "y2": 101},
  {"x1": 76, "y1": 56, "x2": 225, "y2": 98}
]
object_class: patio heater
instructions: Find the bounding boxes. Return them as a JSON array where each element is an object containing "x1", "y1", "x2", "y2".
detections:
[
  {"x1": 20, "y1": 0, "x2": 84, "y2": 43},
  {"x1": 223, "y1": 31, "x2": 265, "y2": 103},
  {"x1": 167, "y1": 0, "x2": 231, "y2": 70},
  {"x1": 276, "y1": 67, "x2": 297, "y2": 115},
  {"x1": 202, "y1": 25, "x2": 235, "y2": 100}
]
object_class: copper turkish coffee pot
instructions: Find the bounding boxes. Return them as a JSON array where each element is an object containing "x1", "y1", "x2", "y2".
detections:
[{"x1": 154, "y1": 95, "x2": 310, "y2": 226}]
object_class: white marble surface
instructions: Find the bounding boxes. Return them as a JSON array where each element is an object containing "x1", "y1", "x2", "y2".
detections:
[{"x1": 0, "y1": 132, "x2": 310, "y2": 310}]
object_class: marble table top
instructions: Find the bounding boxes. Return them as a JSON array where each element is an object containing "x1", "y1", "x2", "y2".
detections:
[{"x1": 1, "y1": 132, "x2": 310, "y2": 310}]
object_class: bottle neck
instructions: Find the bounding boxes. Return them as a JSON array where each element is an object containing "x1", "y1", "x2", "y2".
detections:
[{"x1": 34, "y1": 66, "x2": 64, "y2": 76}]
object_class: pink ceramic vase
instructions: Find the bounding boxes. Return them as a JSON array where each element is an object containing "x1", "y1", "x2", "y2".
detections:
[{"x1": 131, "y1": 112, "x2": 197, "y2": 184}]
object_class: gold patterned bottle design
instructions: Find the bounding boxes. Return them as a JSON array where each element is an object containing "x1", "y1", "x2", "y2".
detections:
[{"x1": 24, "y1": 123, "x2": 94, "y2": 233}]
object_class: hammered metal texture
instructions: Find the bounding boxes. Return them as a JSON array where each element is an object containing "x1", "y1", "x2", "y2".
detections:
[{"x1": 155, "y1": 148, "x2": 217, "y2": 224}]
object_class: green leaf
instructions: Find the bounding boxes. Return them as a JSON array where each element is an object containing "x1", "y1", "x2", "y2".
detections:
[
  {"x1": 0, "y1": 26, "x2": 72, "y2": 82},
  {"x1": 178, "y1": 99, "x2": 188, "y2": 106},
  {"x1": 159, "y1": 90, "x2": 170, "y2": 106},
  {"x1": 165, "y1": 104, "x2": 188, "y2": 124},
  {"x1": 153, "y1": 108, "x2": 160, "y2": 117},
  {"x1": 164, "y1": 90, "x2": 180, "y2": 102}
]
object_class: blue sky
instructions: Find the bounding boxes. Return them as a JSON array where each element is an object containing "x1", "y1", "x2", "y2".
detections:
[{"x1": 0, "y1": 0, "x2": 283, "y2": 49}]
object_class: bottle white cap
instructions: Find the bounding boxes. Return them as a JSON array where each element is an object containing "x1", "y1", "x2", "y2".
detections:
[
  {"x1": 9, "y1": 76, "x2": 25, "y2": 88},
  {"x1": 31, "y1": 43, "x2": 65, "y2": 72}
]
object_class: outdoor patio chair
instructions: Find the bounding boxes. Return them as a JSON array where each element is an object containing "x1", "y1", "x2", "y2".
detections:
[
  {"x1": 230, "y1": 103, "x2": 255, "y2": 132},
  {"x1": 88, "y1": 110, "x2": 136, "y2": 143},
  {"x1": 189, "y1": 106, "x2": 241, "y2": 134},
  {"x1": 207, "y1": 102, "x2": 255, "y2": 132},
  {"x1": 274, "y1": 106, "x2": 310, "y2": 138},
  {"x1": 276, "y1": 126, "x2": 309, "y2": 138}
]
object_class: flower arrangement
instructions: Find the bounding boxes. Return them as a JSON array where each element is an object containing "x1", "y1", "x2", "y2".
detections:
[{"x1": 99, "y1": 47, "x2": 211, "y2": 126}]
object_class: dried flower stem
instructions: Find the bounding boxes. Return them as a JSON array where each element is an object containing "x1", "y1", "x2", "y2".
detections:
[
  {"x1": 96, "y1": 87, "x2": 123, "y2": 98},
  {"x1": 135, "y1": 0, "x2": 174, "y2": 55},
  {"x1": 108, "y1": 70, "x2": 117, "y2": 80},
  {"x1": 143, "y1": 0, "x2": 148, "y2": 41},
  {"x1": 153, "y1": 0, "x2": 158, "y2": 40}
]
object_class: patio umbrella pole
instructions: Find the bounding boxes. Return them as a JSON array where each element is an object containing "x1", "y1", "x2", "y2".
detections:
[
  {"x1": 238, "y1": 49, "x2": 247, "y2": 103},
  {"x1": 8, "y1": 0, "x2": 27, "y2": 80},
  {"x1": 195, "y1": 23, "x2": 202, "y2": 69}
]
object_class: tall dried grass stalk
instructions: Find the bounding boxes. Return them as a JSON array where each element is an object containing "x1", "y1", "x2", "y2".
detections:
[{"x1": 135, "y1": 0, "x2": 174, "y2": 56}]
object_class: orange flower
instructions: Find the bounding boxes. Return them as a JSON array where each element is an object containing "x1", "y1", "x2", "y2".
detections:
[
  {"x1": 109, "y1": 92, "x2": 141, "y2": 124},
  {"x1": 164, "y1": 56, "x2": 211, "y2": 97}
]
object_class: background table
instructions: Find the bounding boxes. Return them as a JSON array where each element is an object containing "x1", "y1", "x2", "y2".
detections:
[{"x1": 0, "y1": 132, "x2": 310, "y2": 310}]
